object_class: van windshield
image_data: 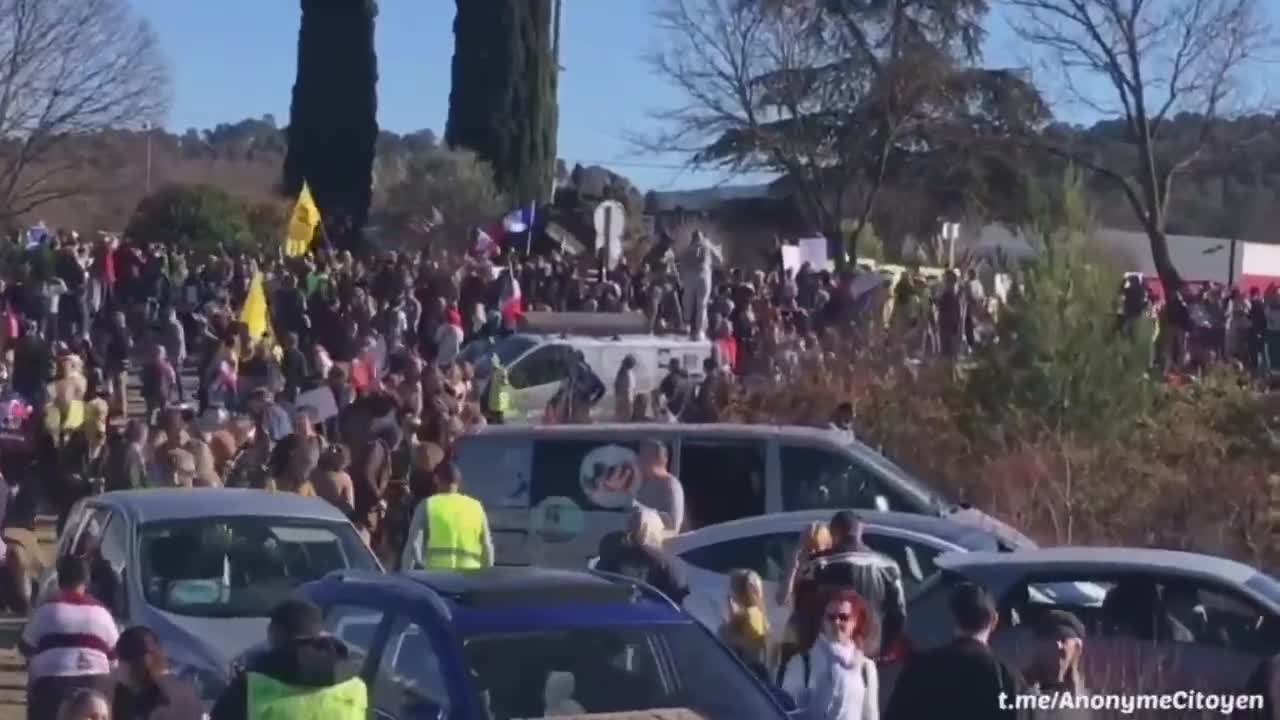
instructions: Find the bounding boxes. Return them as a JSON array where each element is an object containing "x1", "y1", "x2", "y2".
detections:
[
  {"x1": 472, "y1": 335, "x2": 538, "y2": 376},
  {"x1": 847, "y1": 439, "x2": 950, "y2": 512}
]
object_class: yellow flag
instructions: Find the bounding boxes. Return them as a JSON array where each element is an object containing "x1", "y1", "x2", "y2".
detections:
[
  {"x1": 285, "y1": 182, "x2": 321, "y2": 257},
  {"x1": 240, "y1": 271, "x2": 270, "y2": 340}
]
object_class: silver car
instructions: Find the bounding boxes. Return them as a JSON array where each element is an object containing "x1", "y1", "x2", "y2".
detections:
[
  {"x1": 662, "y1": 510, "x2": 1097, "y2": 644},
  {"x1": 901, "y1": 547, "x2": 1280, "y2": 694},
  {"x1": 666, "y1": 509, "x2": 1008, "y2": 636},
  {"x1": 40, "y1": 489, "x2": 381, "y2": 704}
]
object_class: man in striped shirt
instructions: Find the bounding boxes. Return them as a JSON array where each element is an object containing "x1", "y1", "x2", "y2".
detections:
[{"x1": 20, "y1": 554, "x2": 119, "y2": 720}]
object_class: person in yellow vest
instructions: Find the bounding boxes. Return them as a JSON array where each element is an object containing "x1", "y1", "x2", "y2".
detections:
[
  {"x1": 400, "y1": 462, "x2": 494, "y2": 571},
  {"x1": 484, "y1": 354, "x2": 511, "y2": 425},
  {"x1": 210, "y1": 598, "x2": 367, "y2": 720}
]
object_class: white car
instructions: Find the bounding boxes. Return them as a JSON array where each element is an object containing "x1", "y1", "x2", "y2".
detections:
[{"x1": 663, "y1": 509, "x2": 1103, "y2": 641}]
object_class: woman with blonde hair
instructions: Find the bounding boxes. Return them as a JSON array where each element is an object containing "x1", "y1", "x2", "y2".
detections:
[
  {"x1": 778, "y1": 522, "x2": 833, "y2": 606},
  {"x1": 720, "y1": 568, "x2": 771, "y2": 679},
  {"x1": 775, "y1": 522, "x2": 833, "y2": 689}
]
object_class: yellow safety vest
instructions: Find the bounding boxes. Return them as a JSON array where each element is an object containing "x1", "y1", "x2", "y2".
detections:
[
  {"x1": 487, "y1": 366, "x2": 511, "y2": 414},
  {"x1": 425, "y1": 492, "x2": 488, "y2": 569},
  {"x1": 247, "y1": 672, "x2": 367, "y2": 720}
]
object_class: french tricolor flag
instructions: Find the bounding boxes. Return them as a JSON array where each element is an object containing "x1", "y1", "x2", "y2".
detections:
[
  {"x1": 500, "y1": 270, "x2": 524, "y2": 324},
  {"x1": 502, "y1": 204, "x2": 537, "y2": 234}
]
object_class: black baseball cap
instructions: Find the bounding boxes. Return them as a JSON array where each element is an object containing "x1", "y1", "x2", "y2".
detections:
[{"x1": 1035, "y1": 609, "x2": 1086, "y2": 641}]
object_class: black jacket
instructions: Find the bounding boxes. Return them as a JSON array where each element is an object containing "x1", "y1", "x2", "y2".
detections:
[
  {"x1": 1238, "y1": 654, "x2": 1280, "y2": 719},
  {"x1": 803, "y1": 539, "x2": 907, "y2": 655},
  {"x1": 113, "y1": 674, "x2": 205, "y2": 720},
  {"x1": 210, "y1": 636, "x2": 361, "y2": 720},
  {"x1": 884, "y1": 636, "x2": 1029, "y2": 720},
  {"x1": 596, "y1": 531, "x2": 690, "y2": 604}
]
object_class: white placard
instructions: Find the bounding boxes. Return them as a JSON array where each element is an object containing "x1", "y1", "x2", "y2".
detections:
[
  {"x1": 781, "y1": 246, "x2": 803, "y2": 273},
  {"x1": 797, "y1": 237, "x2": 832, "y2": 270},
  {"x1": 294, "y1": 386, "x2": 339, "y2": 422}
]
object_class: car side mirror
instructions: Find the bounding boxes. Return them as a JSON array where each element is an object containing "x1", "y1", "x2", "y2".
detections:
[{"x1": 874, "y1": 494, "x2": 889, "y2": 511}]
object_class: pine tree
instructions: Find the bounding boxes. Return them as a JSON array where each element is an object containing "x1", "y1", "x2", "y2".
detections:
[
  {"x1": 284, "y1": 0, "x2": 379, "y2": 252},
  {"x1": 446, "y1": 0, "x2": 558, "y2": 205}
]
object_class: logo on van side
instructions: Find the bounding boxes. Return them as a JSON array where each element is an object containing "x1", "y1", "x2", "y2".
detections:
[{"x1": 579, "y1": 445, "x2": 641, "y2": 509}]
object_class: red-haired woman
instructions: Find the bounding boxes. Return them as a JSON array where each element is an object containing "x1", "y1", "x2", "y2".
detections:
[{"x1": 780, "y1": 588, "x2": 879, "y2": 720}]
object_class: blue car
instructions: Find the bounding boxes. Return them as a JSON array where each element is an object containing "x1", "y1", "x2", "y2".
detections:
[{"x1": 296, "y1": 567, "x2": 793, "y2": 719}]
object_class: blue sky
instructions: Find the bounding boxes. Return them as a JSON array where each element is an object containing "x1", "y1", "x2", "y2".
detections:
[
  {"x1": 131, "y1": 1, "x2": 1273, "y2": 192},
  {"x1": 133, "y1": 0, "x2": 726, "y2": 191}
]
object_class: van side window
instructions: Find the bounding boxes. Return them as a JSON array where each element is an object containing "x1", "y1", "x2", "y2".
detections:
[
  {"x1": 780, "y1": 445, "x2": 895, "y2": 511},
  {"x1": 509, "y1": 345, "x2": 573, "y2": 389},
  {"x1": 531, "y1": 440, "x2": 641, "y2": 512},
  {"x1": 679, "y1": 440, "x2": 766, "y2": 529},
  {"x1": 452, "y1": 437, "x2": 532, "y2": 509}
]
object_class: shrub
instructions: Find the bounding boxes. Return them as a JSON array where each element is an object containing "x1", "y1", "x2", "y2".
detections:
[
  {"x1": 126, "y1": 183, "x2": 255, "y2": 256},
  {"x1": 724, "y1": 174, "x2": 1280, "y2": 567},
  {"x1": 376, "y1": 146, "x2": 507, "y2": 250}
]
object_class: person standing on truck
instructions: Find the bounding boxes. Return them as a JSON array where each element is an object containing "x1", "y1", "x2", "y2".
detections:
[{"x1": 400, "y1": 463, "x2": 494, "y2": 570}]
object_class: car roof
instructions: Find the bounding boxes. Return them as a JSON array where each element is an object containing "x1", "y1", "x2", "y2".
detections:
[
  {"x1": 666, "y1": 509, "x2": 996, "y2": 553},
  {"x1": 309, "y1": 568, "x2": 687, "y2": 631},
  {"x1": 469, "y1": 422, "x2": 855, "y2": 443},
  {"x1": 404, "y1": 567, "x2": 661, "y2": 609},
  {"x1": 936, "y1": 546, "x2": 1261, "y2": 585},
  {"x1": 91, "y1": 489, "x2": 351, "y2": 525},
  {"x1": 509, "y1": 333, "x2": 711, "y2": 349}
]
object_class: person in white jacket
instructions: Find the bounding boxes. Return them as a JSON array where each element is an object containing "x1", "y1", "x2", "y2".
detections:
[{"x1": 781, "y1": 589, "x2": 879, "y2": 720}]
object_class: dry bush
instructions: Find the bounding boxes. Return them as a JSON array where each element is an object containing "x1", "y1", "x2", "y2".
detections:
[{"x1": 726, "y1": 347, "x2": 1280, "y2": 566}]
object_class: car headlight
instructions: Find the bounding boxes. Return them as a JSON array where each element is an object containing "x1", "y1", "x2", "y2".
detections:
[{"x1": 172, "y1": 661, "x2": 227, "y2": 705}]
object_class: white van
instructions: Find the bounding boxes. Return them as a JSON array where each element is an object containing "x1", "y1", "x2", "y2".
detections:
[
  {"x1": 452, "y1": 424, "x2": 1031, "y2": 568},
  {"x1": 469, "y1": 333, "x2": 714, "y2": 422}
]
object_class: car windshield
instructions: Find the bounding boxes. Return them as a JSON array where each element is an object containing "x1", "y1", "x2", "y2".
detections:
[
  {"x1": 139, "y1": 517, "x2": 376, "y2": 618},
  {"x1": 471, "y1": 335, "x2": 538, "y2": 376},
  {"x1": 463, "y1": 624, "x2": 781, "y2": 720}
]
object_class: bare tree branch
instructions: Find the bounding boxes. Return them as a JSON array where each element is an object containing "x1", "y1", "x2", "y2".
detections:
[
  {"x1": 0, "y1": 0, "x2": 170, "y2": 223},
  {"x1": 1007, "y1": 0, "x2": 1274, "y2": 292},
  {"x1": 637, "y1": 0, "x2": 1038, "y2": 263}
]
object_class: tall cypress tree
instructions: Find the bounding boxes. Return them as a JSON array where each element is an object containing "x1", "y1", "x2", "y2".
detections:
[
  {"x1": 446, "y1": 0, "x2": 558, "y2": 205},
  {"x1": 284, "y1": 0, "x2": 379, "y2": 251}
]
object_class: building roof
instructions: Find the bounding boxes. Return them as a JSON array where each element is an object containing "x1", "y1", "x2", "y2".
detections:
[
  {"x1": 646, "y1": 184, "x2": 780, "y2": 214},
  {"x1": 96, "y1": 489, "x2": 350, "y2": 524}
]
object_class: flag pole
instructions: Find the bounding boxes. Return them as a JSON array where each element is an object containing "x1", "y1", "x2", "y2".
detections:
[{"x1": 525, "y1": 201, "x2": 534, "y2": 256}]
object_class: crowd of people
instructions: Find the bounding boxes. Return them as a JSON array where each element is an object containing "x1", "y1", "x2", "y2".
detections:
[
  {"x1": 6, "y1": 226, "x2": 1280, "y2": 720},
  {"x1": 596, "y1": 504, "x2": 1098, "y2": 720}
]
